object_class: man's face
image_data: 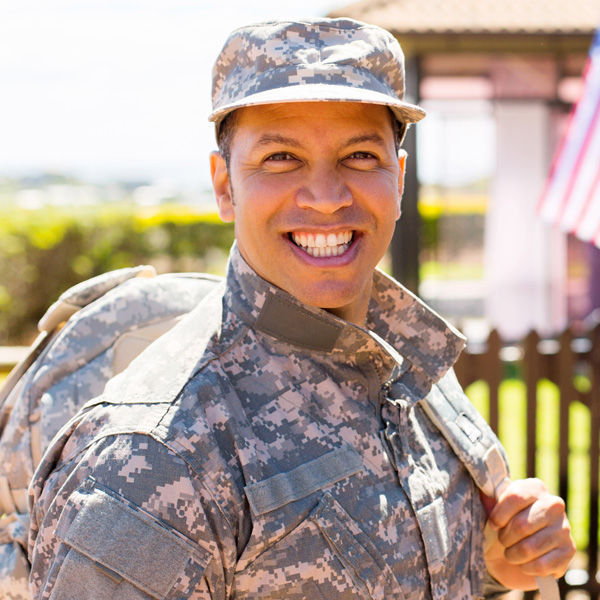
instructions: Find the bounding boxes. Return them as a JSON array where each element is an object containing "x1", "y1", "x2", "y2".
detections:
[{"x1": 211, "y1": 101, "x2": 406, "y2": 325}]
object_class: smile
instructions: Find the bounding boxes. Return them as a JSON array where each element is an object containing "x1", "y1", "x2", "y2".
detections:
[{"x1": 290, "y1": 231, "x2": 354, "y2": 257}]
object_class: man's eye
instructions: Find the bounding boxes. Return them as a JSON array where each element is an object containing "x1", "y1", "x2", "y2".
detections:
[
  {"x1": 265, "y1": 152, "x2": 295, "y2": 162},
  {"x1": 343, "y1": 152, "x2": 379, "y2": 170},
  {"x1": 347, "y1": 151, "x2": 376, "y2": 160}
]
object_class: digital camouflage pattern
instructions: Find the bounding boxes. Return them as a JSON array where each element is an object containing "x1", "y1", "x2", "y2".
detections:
[
  {"x1": 209, "y1": 18, "x2": 426, "y2": 138},
  {"x1": 29, "y1": 244, "x2": 507, "y2": 599},
  {"x1": 0, "y1": 269, "x2": 220, "y2": 600}
]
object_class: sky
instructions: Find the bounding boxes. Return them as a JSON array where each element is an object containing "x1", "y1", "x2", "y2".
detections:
[{"x1": 0, "y1": 0, "x2": 495, "y2": 191}]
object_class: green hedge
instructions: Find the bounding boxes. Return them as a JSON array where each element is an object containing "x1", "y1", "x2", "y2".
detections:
[{"x1": 0, "y1": 204, "x2": 234, "y2": 344}]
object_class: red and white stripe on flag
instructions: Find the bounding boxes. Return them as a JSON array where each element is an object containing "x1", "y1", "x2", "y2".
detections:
[{"x1": 538, "y1": 28, "x2": 600, "y2": 248}]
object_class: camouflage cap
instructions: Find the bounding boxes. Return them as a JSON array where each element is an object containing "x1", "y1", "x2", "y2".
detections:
[{"x1": 209, "y1": 18, "x2": 426, "y2": 137}]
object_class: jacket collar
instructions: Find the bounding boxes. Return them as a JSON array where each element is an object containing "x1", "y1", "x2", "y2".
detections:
[
  {"x1": 224, "y1": 243, "x2": 465, "y2": 398},
  {"x1": 98, "y1": 243, "x2": 465, "y2": 411}
]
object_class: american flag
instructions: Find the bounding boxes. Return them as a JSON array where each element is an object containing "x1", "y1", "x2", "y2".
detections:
[{"x1": 538, "y1": 27, "x2": 600, "y2": 248}]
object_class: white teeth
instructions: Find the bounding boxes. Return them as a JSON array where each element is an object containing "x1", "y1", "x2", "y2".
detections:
[
  {"x1": 291, "y1": 230, "x2": 354, "y2": 257},
  {"x1": 315, "y1": 233, "x2": 326, "y2": 248}
]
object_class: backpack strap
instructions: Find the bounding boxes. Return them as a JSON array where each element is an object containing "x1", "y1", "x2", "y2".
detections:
[
  {"x1": 419, "y1": 369, "x2": 510, "y2": 498},
  {"x1": 421, "y1": 369, "x2": 560, "y2": 600},
  {"x1": 0, "y1": 266, "x2": 161, "y2": 600}
]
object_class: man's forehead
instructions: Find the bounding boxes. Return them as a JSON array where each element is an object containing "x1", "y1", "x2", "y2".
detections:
[{"x1": 232, "y1": 102, "x2": 398, "y2": 147}]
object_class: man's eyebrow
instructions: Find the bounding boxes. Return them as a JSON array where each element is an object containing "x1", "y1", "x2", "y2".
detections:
[
  {"x1": 253, "y1": 134, "x2": 304, "y2": 149},
  {"x1": 343, "y1": 133, "x2": 387, "y2": 148},
  {"x1": 252, "y1": 132, "x2": 387, "y2": 150}
]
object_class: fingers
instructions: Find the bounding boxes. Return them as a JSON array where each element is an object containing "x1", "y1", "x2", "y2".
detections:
[
  {"x1": 496, "y1": 490, "x2": 565, "y2": 547},
  {"x1": 501, "y1": 512, "x2": 575, "y2": 578},
  {"x1": 479, "y1": 490, "x2": 497, "y2": 518},
  {"x1": 486, "y1": 478, "x2": 576, "y2": 579},
  {"x1": 488, "y1": 478, "x2": 548, "y2": 530}
]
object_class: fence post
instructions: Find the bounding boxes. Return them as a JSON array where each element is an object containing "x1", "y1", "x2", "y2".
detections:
[
  {"x1": 487, "y1": 329, "x2": 502, "y2": 435},
  {"x1": 524, "y1": 331, "x2": 540, "y2": 480},
  {"x1": 557, "y1": 329, "x2": 574, "y2": 510},
  {"x1": 457, "y1": 323, "x2": 600, "y2": 595}
]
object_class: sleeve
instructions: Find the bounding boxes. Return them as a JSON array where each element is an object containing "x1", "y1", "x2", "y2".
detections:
[
  {"x1": 29, "y1": 432, "x2": 236, "y2": 600},
  {"x1": 0, "y1": 513, "x2": 31, "y2": 600}
]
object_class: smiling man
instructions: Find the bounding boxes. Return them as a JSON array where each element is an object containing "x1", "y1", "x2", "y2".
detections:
[
  {"x1": 210, "y1": 101, "x2": 404, "y2": 325},
  {"x1": 29, "y1": 18, "x2": 574, "y2": 600}
]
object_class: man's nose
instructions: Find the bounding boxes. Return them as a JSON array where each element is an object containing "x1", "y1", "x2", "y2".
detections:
[{"x1": 295, "y1": 166, "x2": 353, "y2": 213}]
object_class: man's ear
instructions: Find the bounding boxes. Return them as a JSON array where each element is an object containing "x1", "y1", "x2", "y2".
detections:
[
  {"x1": 396, "y1": 149, "x2": 408, "y2": 220},
  {"x1": 210, "y1": 151, "x2": 235, "y2": 223}
]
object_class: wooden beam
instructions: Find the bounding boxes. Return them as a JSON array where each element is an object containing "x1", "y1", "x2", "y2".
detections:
[{"x1": 391, "y1": 55, "x2": 421, "y2": 293}]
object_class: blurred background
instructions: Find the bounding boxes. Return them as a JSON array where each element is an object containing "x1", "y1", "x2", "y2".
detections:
[
  {"x1": 2, "y1": 0, "x2": 600, "y2": 345},
  {"x1": 2, "y1": 1, "x2": 600, "y2": 597}
]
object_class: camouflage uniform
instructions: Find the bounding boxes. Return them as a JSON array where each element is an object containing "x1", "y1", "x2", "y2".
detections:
[{"x1": 28, "y1": 243, "x2": 505, "y2": 600}]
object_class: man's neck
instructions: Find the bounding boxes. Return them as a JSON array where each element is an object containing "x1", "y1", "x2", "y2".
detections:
[{"x1": 323, "y1": 291, "x2": 371, "y2": 328}]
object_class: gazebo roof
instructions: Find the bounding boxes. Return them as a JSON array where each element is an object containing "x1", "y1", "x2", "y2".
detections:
[
  {"x1": 328, "y1": 0, "x2": 599, "y2": 55},
  {"x1": 328, "y1": 0, "x2": 600, "y2": 36}
]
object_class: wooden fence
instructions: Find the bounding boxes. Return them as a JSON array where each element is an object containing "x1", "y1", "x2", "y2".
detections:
[{"x1": 454, "y1": 322, "x2": 600, "y2": 599}]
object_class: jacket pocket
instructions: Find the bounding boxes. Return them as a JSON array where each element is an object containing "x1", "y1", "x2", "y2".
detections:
[
  {"x1": 46, "y1": 478, "x2": 212, "y2": 600},
  {"x1": 235, "y1": 491, "x2": 405, "y2": 600},
  {"x1": 311, "y1": 493, "x2": 406, "y2": 600}
]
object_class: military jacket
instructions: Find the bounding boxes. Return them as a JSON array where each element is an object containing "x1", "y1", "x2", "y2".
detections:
[{"x1": 29, "y1": 244, "x2": 495, "y2": 600}]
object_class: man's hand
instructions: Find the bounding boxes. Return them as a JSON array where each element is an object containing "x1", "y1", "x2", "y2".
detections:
[{"x1": 482, "y1": 478, "x2": 576, "y2": 590}]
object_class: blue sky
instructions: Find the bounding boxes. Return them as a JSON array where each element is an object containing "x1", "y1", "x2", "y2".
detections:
[{"x1": 1, "y1": 1, "x2": 495, "y2": 190}]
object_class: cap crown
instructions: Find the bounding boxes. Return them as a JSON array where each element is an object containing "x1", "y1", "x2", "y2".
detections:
[{"x1": 210, "y1": 18, "x2": 425, "y2": 132}]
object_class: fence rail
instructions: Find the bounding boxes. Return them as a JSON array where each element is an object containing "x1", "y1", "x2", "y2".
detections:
[{"x1": 454, "y1": 322, "x2": 600, "y2": 599}]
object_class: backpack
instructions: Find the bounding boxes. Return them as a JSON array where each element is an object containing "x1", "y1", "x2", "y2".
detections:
[
  {"x1": 0, "y1": 267, "x2": 556, "y2": 600},
  {"x1": 0, "y1": 266, "x2": 222, "y2": 600}
]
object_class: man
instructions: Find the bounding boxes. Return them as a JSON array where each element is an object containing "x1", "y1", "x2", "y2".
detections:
[{"x1": 29, "y1": 17, "x2": 574, "y2": 599}]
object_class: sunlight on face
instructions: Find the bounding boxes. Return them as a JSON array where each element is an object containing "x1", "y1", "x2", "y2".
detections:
[{"x1": 211, "y1": 102, "x2": 406, "y2": 325}]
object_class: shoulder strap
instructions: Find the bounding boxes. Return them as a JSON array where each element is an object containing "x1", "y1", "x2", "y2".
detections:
[
  {"x1": 420, "y1": 369, "x2": 510, "y2": 498},
  {"x1": 0, "y1": 267, "x2": 222, "y2": 515},
  {"x1": 421, "y1": 369, "x2": 560, "y2": 600}
]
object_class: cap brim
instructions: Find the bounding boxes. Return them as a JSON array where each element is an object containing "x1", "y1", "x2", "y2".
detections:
[{"x1": 209, "y1": 83, "x2": 426, "y2": 127}]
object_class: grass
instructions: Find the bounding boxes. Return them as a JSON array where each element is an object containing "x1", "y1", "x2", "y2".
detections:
[{"x1": 466, "y1": 378, "x2": 592, "y2": 552}]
